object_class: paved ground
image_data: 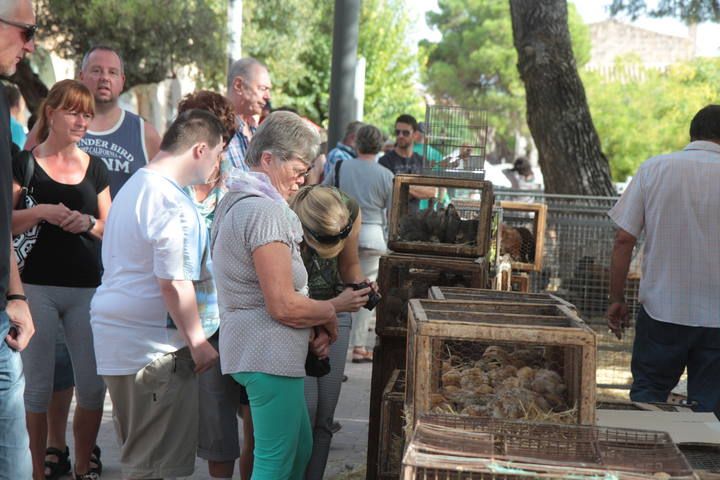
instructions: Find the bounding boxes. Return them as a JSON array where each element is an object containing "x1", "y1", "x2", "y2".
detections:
[{"x1": 59, "y1": 356, "x2": 371, "y2": 479}]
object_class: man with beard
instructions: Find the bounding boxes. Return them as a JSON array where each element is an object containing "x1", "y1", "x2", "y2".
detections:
[{"x1": 379, "y1": 114, "x2": 436, "y2": 212}]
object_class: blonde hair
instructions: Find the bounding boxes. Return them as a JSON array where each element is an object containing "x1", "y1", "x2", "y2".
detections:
[
  {"x1": 290, "y1": 185, "x2": 353, "y2": 259},
  {"x1": 36, "y1": 79, "x2": 95, "y2": 143}
]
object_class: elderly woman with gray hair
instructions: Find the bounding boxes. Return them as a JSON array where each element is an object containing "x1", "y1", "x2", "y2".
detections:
[{"x1": 211, "y1": 111, "x2": 337, "y2": 480}]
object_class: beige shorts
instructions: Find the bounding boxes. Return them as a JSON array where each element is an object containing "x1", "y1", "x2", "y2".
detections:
[{"x1": 103, "y1": 348, "x2": 198, "y2": 479}]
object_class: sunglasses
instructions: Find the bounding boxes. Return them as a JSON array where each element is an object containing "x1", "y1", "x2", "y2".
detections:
[
  {"x1": 395, "y1": 129, "x2": 412, "y2": 137},
  {"x1": 0, "y1": 17, "x2": 37, "y2": 43},
  {"x1": 305, "y1": 219, "x2": 353, "y2": 244}
]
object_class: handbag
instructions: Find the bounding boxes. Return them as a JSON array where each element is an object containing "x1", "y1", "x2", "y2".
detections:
[
  {"x1": 305, "y1": 327, "x2": 331, "y2": 377},
  {"x1": 13, "y1": 150, "x2": 41, "y2": 272},
  {"x1": 305, "y1": 351, "x2": 331, "y2": 378}
]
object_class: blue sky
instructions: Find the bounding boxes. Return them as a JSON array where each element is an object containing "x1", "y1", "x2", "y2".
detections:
[{"x1": 409, "y1": 1, "x2": 720, "y2": 57}]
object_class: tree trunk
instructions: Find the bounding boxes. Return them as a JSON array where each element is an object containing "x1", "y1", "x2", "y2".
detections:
[
  {"x1": 5, "y1": 59, "x2": 49, "y2": 116},
  {"x1": 509, "y1": 0, "x2": 615, "y2": 196}
]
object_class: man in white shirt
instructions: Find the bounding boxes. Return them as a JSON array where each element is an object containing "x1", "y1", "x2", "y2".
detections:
[
  {"x1": 90, "y1": 109, "x2": 223, "y2": 479},
  {"x1": 607, "y1": 105, "x2": 720, "y2": 416}
]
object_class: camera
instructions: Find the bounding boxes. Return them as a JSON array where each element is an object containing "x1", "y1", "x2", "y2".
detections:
[{"x1": 347, "y1": 281, "x2": 381, "y2": 311}]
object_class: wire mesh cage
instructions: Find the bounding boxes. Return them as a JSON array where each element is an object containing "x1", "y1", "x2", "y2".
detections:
[
  {"x1": 404, "y1": 299, "x2": 597, "y2": 428},
  {"x1": 369, "y1": 336, "x2": 408, "y2": 480},
  {"x1": 378, "y1": 254, "x2": 489, "y2": 338},
  {"x1": 422, "y1": 105, "x2": 490, "y2": 178},
  {"x1": 388, "y1": 175, "x2": 495, "y2": 258},
  {"x1": 427, "y1": 287, "x2": 574, "y2": 310},
  {"x1": 379, "y1": 369, "x2": 407, "y2": 479},
  {"x1": 678, "y1": 443, "x2": 720, "y2": 474},
  {"x1": 497, "y1": 201, "x2": 548, "y2": 272},
  {"x1": 401, "y1": 414, "x2": 697, "y2": 479},
  {"x1": 493, "y1": 191, "x2": 643, "y2": 391}
]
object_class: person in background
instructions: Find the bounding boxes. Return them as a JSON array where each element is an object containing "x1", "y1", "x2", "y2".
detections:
[
  {"x1": 225, "y1": 57, "x2": 272, "y2": 171},
  {"x1": 290, "y1": 185, "x2": 372, "y2": 479},
  {"x1": 607, "y1": 105, "x2": 720, "y2": 418},
  {"x1": 91, "y1": 110, "x2": 221, "y2": 479},
  {"x1": 12, "y1": 79, "x2": 109, "y2": 480},
  {"x1": 176, "y1": 90, "x2": 251, "y2": 480},
  {"x1": 503, "y1": 157, "x2": 536, "y2": 190},
  {"x1": 412, "y1": 121, "x2": 442, "y2": 165},
  {"x1": 379, "y1": 114, "x2": 436, "y2": 212},
  {"x1": 23, "y1": 47, "x2": 163, "y2": 473},
  {"x1": 0, "y1": 1, "x2": 36, "y2": 476},
  {"x1": 324, "y1": 124, "x2": 393, "y2": 363},
  {"x1": 324, "y1": 120, "x2": 363, "y2": 178},
  {"x1": 211, "y1": 112, "x2": 337, "y2": 480},
  {"x1": 4, "y1": 83, "x2": 26, "y2": 148}
]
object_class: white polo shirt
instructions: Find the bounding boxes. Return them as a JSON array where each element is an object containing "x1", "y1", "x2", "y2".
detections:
[{"x1": 608, "y1": 141, "x2": 720, "y2": 328}]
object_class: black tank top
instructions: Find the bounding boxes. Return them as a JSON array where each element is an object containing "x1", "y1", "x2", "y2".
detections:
[{"x1": 12, "y1": 154, "x2": 109, "y2": 287}]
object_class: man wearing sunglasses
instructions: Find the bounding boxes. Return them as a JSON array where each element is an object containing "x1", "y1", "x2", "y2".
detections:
[
  {"x1": 0, "y1": 1, "x2": 36, "y2": 478},
  {"x1": 379, "y1": 114, "x2": 437, "y2": 211}
]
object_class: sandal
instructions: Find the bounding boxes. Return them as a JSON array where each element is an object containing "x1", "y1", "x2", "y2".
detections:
[
  {"x1": 74, "y1": 445, "x2": 102, "y2": 480},
  {"x1": 90, "y1": 445, "x2": 102, "y2": 476},
  {"x1": 45, "y1": 446, "x2": 71, "y2": 480},
  {"x1": 351, "y1": 348, "x2": 373, "y2": 363},
  {"x1": 75, "y1": 472, "x2": 100, "y2": 480}
]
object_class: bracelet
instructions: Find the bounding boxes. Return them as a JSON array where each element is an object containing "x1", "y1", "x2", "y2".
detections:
[{"x1": 6, "y1": 294, "x2": 27, "y2": 302}]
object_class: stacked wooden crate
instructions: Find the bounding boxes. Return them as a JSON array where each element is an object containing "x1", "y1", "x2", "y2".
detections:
[{"x1": 367, "y1": 174, "x2": 494, "y2": 480}]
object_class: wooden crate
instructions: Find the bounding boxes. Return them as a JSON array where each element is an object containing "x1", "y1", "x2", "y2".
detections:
[
  {"x1": 367, "y1": 336, "x2": 406, "y2": 480},
  {"x1": 428, "y1": 286, "x2": 575, "y2": 310},
  {"x1": 499, "y1": 200, "x2": 548, "y2": 272},
  {"x1": 402, "y1": 415, "x2": 696, "y2": 480},
  {"x1": 377, "y1": 254, "x2": 488, "y2": 338},
  {"x1": 511, "y1": 273, "x2": 530, "y2": 292},
  {"x1": 404, "y1": 299, "x2": 597, "y2": 428},
  {"x1": 378, "y1": 369, "x2": 405, "y2": 479},
  {"x1": 388, "y1": 174, "x2": 494, "y2": 258}
]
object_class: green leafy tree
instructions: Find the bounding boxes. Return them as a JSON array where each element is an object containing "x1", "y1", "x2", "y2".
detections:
[
  {"x1": 583, "y1": 57, "x2": 720, "y2": 181},
  {"x1": 242, "y1": 0, "x2": 423, "y2": 131},
  {"x1": 35, "y1": 0, "x2": 228, "y2": 89},
  {"x1": 421, "y1": 0, "x2": 590, "y2": 159}
]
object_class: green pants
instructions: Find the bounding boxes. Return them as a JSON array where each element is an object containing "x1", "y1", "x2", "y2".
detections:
[{"x1": 231, "y1": 372, "x2": 312, "y2": 480}]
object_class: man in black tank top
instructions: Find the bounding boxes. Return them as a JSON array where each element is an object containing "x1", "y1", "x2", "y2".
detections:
[{"x1": 25, "y1": 46, "x2": 162, "y2": 197}]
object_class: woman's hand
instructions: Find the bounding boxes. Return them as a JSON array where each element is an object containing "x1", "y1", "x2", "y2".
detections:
[
  {"x1": 38, "y1": 203, "x2": 71, "y2": 226},
  {"x1": 330, "y1": 286, "x2": 371, "y2": 313},
  {"x1": 310, "y1": 328, "x2": 331, "y2": 359},
  {"x1": 60, "y1": 210, "x2": 92, "y2": 234}
]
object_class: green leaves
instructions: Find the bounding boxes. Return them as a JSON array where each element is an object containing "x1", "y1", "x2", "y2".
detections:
[
  {"x1": 422, "y1": 0, "x2": 590, "y2": 157},
  {"x1": 36, "y1": 0, "x2": 228, "y2": 90},
  {"x1": 242, "y1": 0, "x2": 423, "y2": 131},
  {"x1": 583, "y1": 57, "x2": 720, "y2": 180}
]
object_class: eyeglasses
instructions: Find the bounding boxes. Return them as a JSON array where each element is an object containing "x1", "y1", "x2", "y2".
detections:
[
  {"x1": 0, "y1": 17, "x2": 37, "y2": 43},
  {"x1": 395, "y1": 129, "x2": 412, "y2": 137},
  {"x1": 293, "y1": 164, "x2": 313, "y2": 179}
]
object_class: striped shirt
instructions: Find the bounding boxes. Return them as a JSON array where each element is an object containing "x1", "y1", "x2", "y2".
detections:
[{"x1": 226, "y1": 118, "x2": 256, "y2": 171}]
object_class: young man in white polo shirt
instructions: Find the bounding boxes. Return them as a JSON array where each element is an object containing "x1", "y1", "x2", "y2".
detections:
[
  {"x1": 90, "y1": 109, "x2": 223, "y2": 478},
  {"x1": 607, "y1": 104, "x2": 720, "y2": 416}
]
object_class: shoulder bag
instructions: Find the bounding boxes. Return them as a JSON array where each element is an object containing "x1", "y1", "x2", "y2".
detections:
[{"x1": 13, "y1": 150, "x2": 41, "y2": 272}]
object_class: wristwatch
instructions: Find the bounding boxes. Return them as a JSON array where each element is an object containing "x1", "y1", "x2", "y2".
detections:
[{"x1": 86, "y1": 215, "x2": 97, "y2": 233}]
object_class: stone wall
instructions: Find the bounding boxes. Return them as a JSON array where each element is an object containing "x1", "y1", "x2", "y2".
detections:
[{"x1": 586, "y1": 19, "x2": 694, "y2": 71}]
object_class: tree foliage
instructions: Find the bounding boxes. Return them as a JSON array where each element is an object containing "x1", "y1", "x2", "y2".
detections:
[
  {"x1": 242, "y1": 0, "x2": 423, "y2": 131},
  {"x1": 609, "y1": 0, "x2": 720, "y2": 23},
  {"x1": 35, "y1": 0, "x2": 228, "y2": 90},
  {"x1": 421, "y1": 0, "x2": 590, "y2": 159},
  {"x1": 583, "y1": 57, "x2": 720, "y2": 181}
]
